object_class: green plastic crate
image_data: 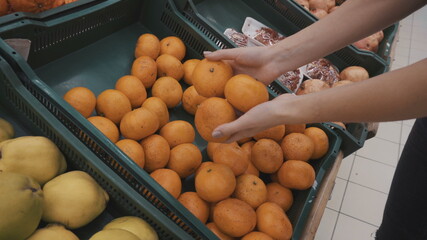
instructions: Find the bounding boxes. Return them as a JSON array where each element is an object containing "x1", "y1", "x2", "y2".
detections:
[
  {"x1": 173, "y1": 0, "x2": 388, "y2": 76},
  {"x1": 0, "y1": 0, "x2": 342, "y2": 238},
  {"x1": 0, "y1": 54, "x2": 196, "y2": 239}
]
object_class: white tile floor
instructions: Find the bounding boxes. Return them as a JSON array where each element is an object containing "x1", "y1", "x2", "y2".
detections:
[{"x1": 314, "y1": 5, "x2": 427, "y2": 240}]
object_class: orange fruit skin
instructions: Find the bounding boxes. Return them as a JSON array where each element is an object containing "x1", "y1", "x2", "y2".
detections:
[
  {"x1": 140, "y1": 134, "x2": 170, "y2": 173},
  {"x1": 159, "y1": 120, "x2": 195, "y2": 148},
  {"x1": 151, "y1": 76, "x2": 183, "y2": 108},
  {"x1": 131, "y1": 56, "x2": 157, "y2": 88},
  {"x1": 195, "y1": 163, "x2": 236, "y2": 203},
  {"x1": 63, "y1": 87, "x2": 96, "y2": 118},
  {"x1": 253, "y1": 125, "x2": 286, "y2": 142},
  {"x1": 251, "y1": 139, "x2": 283, "y2": 174},
  {"x1": 159, "y1": 36, "x2": 186, "y2": 61},
  {"x1": 284, "y1": 124, "x2": 306, "y2": 136},
  {"x1": 195, "y1": 97, "x2": 236, "y2": 143},
  {"x1": 224, "y1": 74, "x2": 269, "y2": 112},
  {"x1": 135, "y1": 33, "x2": 160, "y2": 59},
  {"x1": 256, "y1": 202, "x2": 293, "y2": 240},
  {"x1": 195, "y1": 161, "x2": 214, "y2": 177},
  {"x1": 96, "y1": 89, "x2": 132, "y2": 125},
  {"x1": 233, "y1": 174, "x2": 267, "y2": 209},
  {"x1": 182, "y1": 86, "x2": 207, "y2": 115},
  {"x1": 87, "y1": 116, "x2": 119, "y2": 143},
  {"x1": 213, "y1": 198, "x2": 257, "y2": 237},
  {"x1": 206, "y1": 142, "x2": 220, "y2": 161},
  {"x1": 115, "y1": 75, "x2": 147, "y2": 109},
  {"x1": 213, "y1": 143, "x2": 249, "y2": 176},
  {"x1": 192, "y1": 59, "x2": 233, "y2": 98},
  {"x1": 277, "y1": 160, "x2": 315, "y2": 190},
  {"x1": 116, "y1": 139, "x2": 145, "y2": 168},
  {"x1": 280, "y1": 133, "x2": 314, "y2": 162},
  {"x1": 141, "y1": 97, "x2": 169, "y2": 128},
  {"x1": 183, "y1": 59, "x2": 200, "y2": 85},
  {"x1": 120, "y1": 108, "x2": 159, "y2": 141},
  {"x1": 304, "y1": 127, "x2": 329, "y2": 159},
  {"x1": 241, "y1": 141, "x2": 259, "y2": 177},
  {"x1": 266, "y1": 182, "x2": 293, "y2": 211},
  {"x1": 167, "y1": 143, "x2": 202, "y2": 178},
  {"x1": 206, "y1": 222, "x2": 236, "y2": 240},
  {"x1": 241, "y1": 231, "x2": 273, "y2": 240},
  {"x1": 156, "y1": 54, "x2": 184, "y2": 81},
  {"x1": 150, "y1": 168, "x2": 182, "y2": 198},
  {"x1": 178, "y1": 192, "x2": 210, "y2": 224}
]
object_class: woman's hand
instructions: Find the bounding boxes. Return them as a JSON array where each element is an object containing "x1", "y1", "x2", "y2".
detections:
[
  {"x1": 204, "y1": 46, "x2": 282, "y2": 86},
  {"x1": 212, "y1": 94, "x2": 298, "y2": 143}
]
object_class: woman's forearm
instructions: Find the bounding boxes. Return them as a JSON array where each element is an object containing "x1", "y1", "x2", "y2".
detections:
[
  {"x1": 270, "y1": 0, "x2": 426, "y2": 73},
  {"x1": 279, "y1": 59, "x2": 427, "y2": 124}
]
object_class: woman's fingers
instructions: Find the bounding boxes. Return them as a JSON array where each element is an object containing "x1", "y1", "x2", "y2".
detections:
[{"x1": 204, "y1": 48, "x2": 241, "y2": 61}]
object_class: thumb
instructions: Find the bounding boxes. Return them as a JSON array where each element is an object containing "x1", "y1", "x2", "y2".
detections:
[
  {"x1": 204, "y1": 48, "x2": 241, "y2": 61},
  {"x1": 212, "y1": 120, "x2": 241, "y2": 139}
]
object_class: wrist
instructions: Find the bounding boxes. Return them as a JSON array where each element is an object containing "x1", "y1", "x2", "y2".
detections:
[{"x1": 273, "y1": 94, "x2": 318, "y2": 125}]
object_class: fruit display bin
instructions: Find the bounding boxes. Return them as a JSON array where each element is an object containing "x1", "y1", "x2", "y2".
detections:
[
  {"x1": 0, "y1": 0, "x2": 342, "y2": 239},
  {"x1": 0, "y1": 53, "x2": 195, "y2": 239},
  {"x1": 173, "y1": 0, "x2": 388, "y2": 75},
  {"x1": 291, "y1": 0, "x2": 399, "y2": 66}
]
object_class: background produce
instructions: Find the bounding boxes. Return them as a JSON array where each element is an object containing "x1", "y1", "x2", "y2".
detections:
[
  {"x1": 0, "y1": 0, "x2": 78, "y2": 17},
  {"x1": 293, "y1": 0, "x2": 384, "y2": 53}
]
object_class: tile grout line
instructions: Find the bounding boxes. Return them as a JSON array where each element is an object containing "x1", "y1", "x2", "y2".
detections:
[
  {"x1": 327, "y1": 207, "x2": 340, "y2": 240},
  {"x1": 398, "y1": 118, "x2": 404, "y2": 161},
  {"x1": 351, "y1": 154, "x2": 397, "y2": 169},
  {"x1": 347, "y1": 180, "x2": 390, "y2": 195},
  {"x1": 330, "y1": 154, "x2": 355, "y2": 240},
  {"x1": 354, "y1": 153, "x2": 397, "y2": 168},
  {"x1": 337, "y1": 155, "x2": 355, "y2": 212},
  {"x1": 408, "y1": 14, "x2": 414, "y2": 64},
  {"x1": 373, "y1": 135, "x2": 400, "y2": 145},
  {"x1": 339, "y1": 212, "x2": 381, "y2": 228}
]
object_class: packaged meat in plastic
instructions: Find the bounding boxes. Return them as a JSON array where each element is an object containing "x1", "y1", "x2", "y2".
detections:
[
  {"x1": 277, "y1": 69, "x2": 303, "y2": 92},
  {"x1": 305, "y1": 58, "x2": 340, "y2": 86},
  {"x1": 224, "y1": 28, "x2": 260, "y2": 47},
  {"x1": 242, "y1": 17, "x2": 286, "y2": 46}
]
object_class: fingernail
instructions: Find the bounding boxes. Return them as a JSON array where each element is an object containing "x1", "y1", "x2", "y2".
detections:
[
  {"x1": 203, "y1": 51, "x2": 212, "y2": 56},
  {"x1": 212, "y1": 130, "x2": 223, "y2": 138}
]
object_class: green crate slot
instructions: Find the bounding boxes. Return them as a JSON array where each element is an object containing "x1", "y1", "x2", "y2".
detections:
[
  {"x1": 0, "y1": 55, "x2": 193, "y2": 239},
  {"x1": 0, "y1": 0, "x2": 342, "y2": 238}
]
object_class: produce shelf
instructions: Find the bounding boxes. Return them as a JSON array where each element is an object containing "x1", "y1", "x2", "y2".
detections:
[{"x1": 0, "y1": 0, "x2": 342, "y2": 239}]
